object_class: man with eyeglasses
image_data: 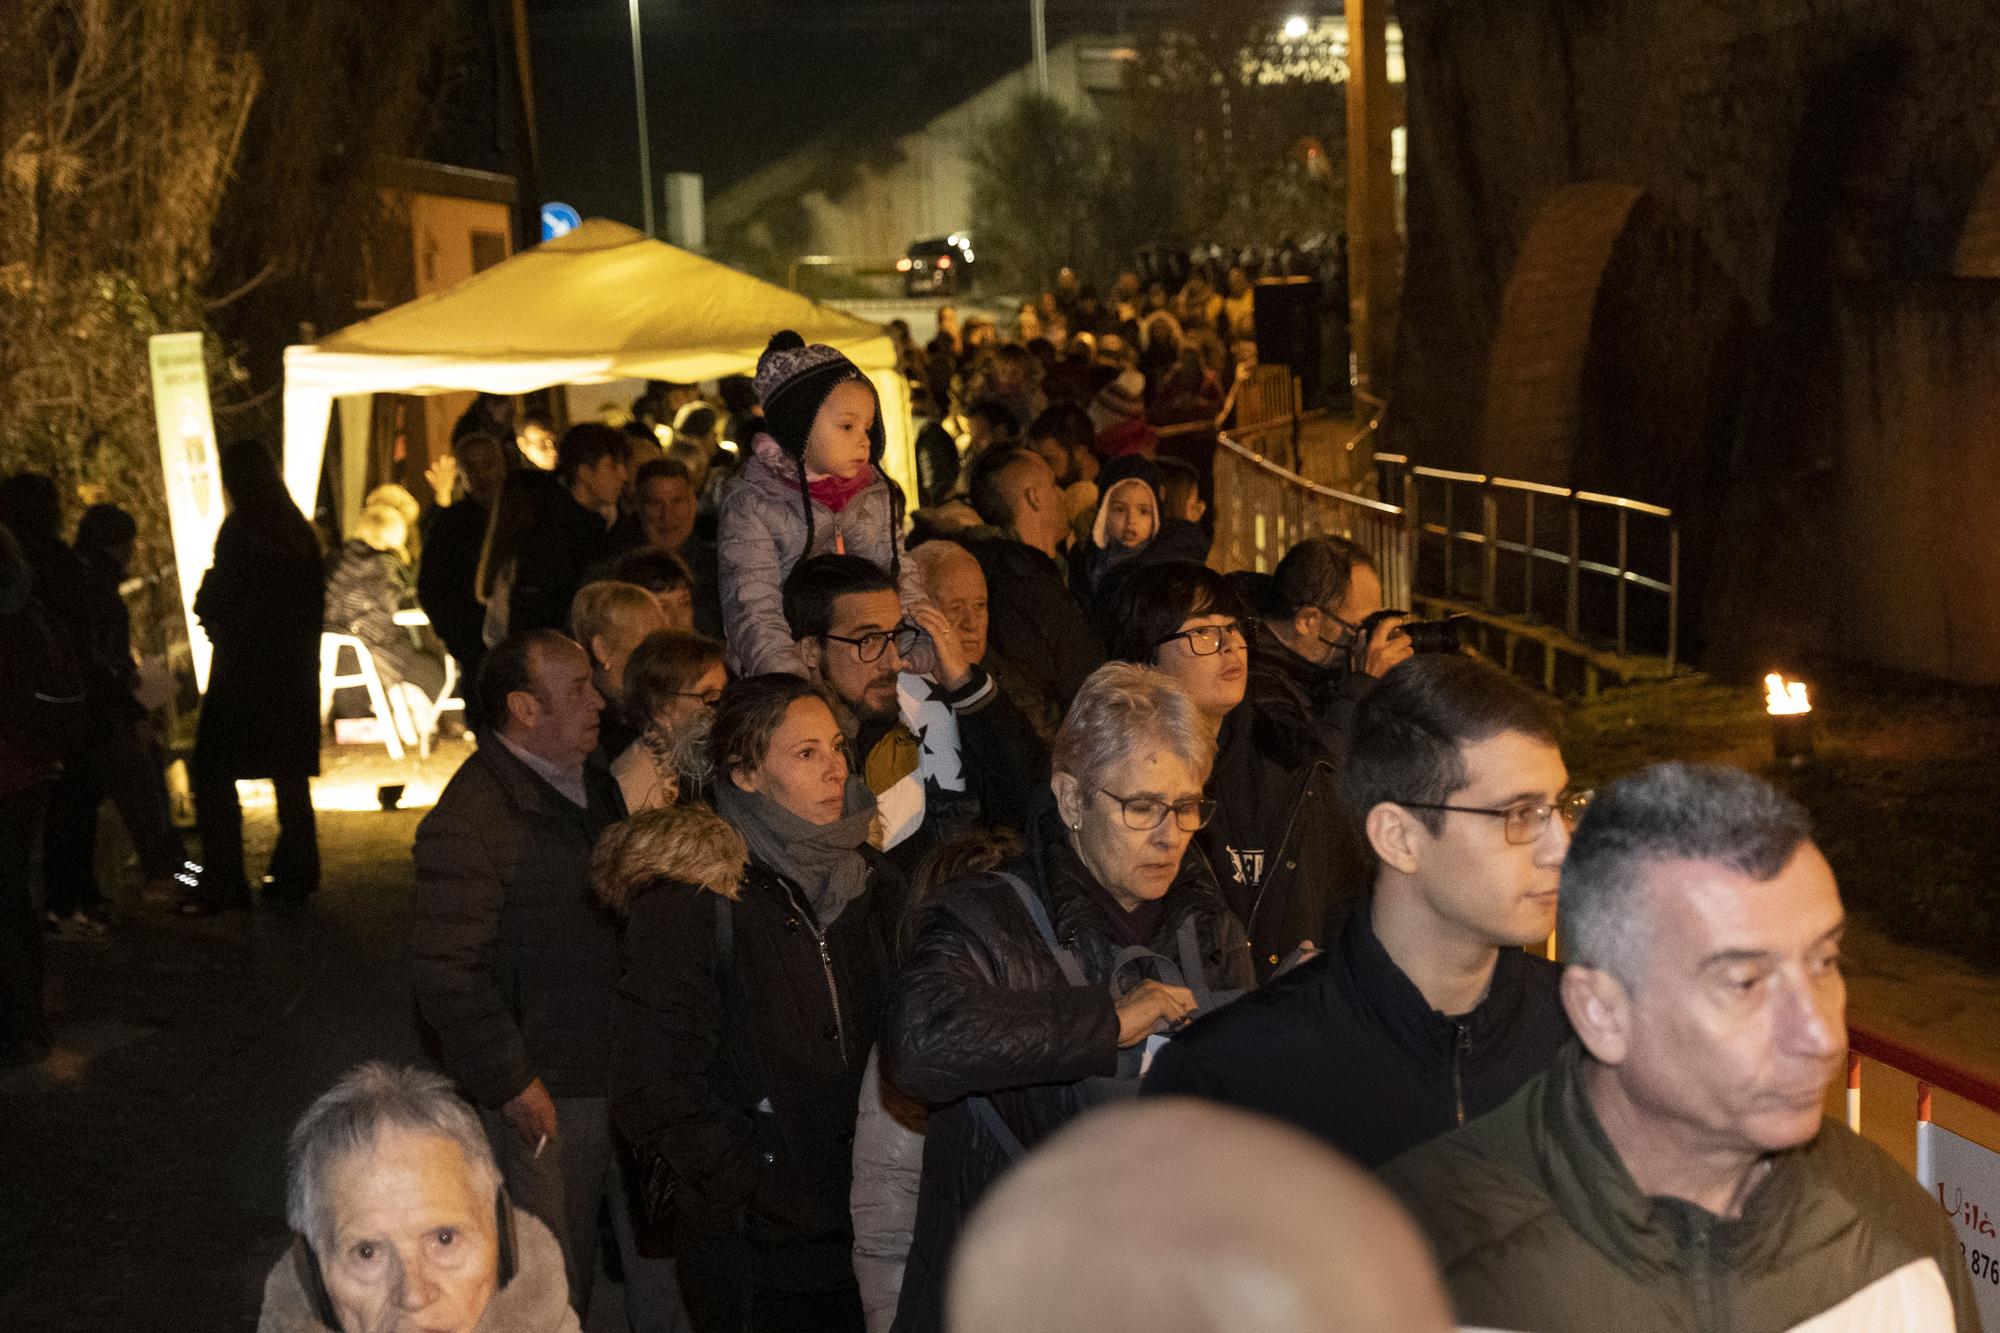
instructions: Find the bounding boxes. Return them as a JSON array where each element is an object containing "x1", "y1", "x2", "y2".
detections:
[
  {"x1": 1144, "y1": 654, "x2": 1580, "y2": 1168},
  {"x1": 785, "y1": 553, "x2": 1045, "y2": 872},
  {"x1": 1246, "y1": 536, "x2": 1412, "y2": 749}
]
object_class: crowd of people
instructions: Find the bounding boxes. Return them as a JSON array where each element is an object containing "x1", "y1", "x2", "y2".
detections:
[{"x1": 0, "y1": 313, "x2": 1981, "y2": 1333}]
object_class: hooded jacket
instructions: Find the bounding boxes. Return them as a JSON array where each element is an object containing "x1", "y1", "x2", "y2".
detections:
[
  {"x1": 604, "y1": 803, "x2": 907, "y2": 1292},
  {"x1": 256, "y1": 1207, "x2": 581, "y2": 1333},
  {"x1": 881, "y1": 809, "x2": 1253, "y2": 1332},
  {"x1": 716, "y1": 446, "x2": 934, "y2": 678},
  {"x1": 1142, "y1": 906, "x2": 1570, "y2": 1167},
  {"x1": 1073, "y1": 456, "x2": 1211, "y2": 634},
  {"x1": 1380, "y1": 1041, "x2": 1982, "y2": 1333}
]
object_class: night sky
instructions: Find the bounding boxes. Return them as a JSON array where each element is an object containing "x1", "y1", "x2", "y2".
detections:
[{"x1": 522, "y1": 0, "x2": 1164, "y2": 226}]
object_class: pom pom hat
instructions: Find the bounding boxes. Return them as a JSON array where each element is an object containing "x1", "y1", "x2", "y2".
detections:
[{"x1": 754, "y1": 330, "x2": 887, "y2": 464}]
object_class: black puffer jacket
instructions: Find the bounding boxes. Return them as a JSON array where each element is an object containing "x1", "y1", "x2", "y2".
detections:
[
  {"x1": 609, "y1": 845, "x2": 907, "y2": 1292},
  {"x1": 1202, "y1": 683, "x2": 1371, "y2": 981},
  {"x1": 881, "y1": 810, "x2": 1253, "y2": 1332}
]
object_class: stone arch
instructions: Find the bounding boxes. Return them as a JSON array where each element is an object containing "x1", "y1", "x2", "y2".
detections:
[
  {"x1": 1479, "y1": 182, "x2": 1647, "y2": 486},
  {"x1": 1479, "y1": 181, "x2": 1746, "y2": 500},
  {"x1": 1955, "y1": 158, "x2": 2000, "y2": 277}
]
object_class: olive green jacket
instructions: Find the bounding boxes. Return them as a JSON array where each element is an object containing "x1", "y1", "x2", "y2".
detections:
[{"x1": 1381, "y1": 1041, "x2": 1981, "y2": 1333}]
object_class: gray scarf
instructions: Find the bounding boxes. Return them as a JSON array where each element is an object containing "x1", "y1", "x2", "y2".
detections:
[{"x1": 714, "y1": 774, "x2": 877, "y2": 926}]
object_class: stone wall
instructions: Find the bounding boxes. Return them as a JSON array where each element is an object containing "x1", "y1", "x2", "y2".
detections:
[{"x1": 1827, "y1": 282, "x2": 2000, "y2": 683}]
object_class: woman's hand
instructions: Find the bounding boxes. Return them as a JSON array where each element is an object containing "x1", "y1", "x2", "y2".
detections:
[{"x1": 1114, "y1": 980, "x2": 1198, "y2": 1047}]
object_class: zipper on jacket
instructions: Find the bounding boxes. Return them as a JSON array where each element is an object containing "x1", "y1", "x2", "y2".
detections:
[
  {"x1": 777, "y1": 875, "x2": 849, "y2": 1068},
  {"x1": 1244, "y1": 757, "x2": 1328, "y2": 953},
  {"x1": 1451, "y1": 1022, "x2": 1473, "y2": 1125},
  {"x1": 1687, "y1": 1221, "x2": 1716, "y2": 1332}
]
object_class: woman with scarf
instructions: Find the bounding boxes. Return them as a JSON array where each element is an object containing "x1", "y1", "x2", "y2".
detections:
[{"x1": 606, "y1": 673, "x2": 906, "y2": 1333}]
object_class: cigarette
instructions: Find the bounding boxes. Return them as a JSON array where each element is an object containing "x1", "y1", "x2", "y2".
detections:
[{"x1": 533, "y1": 1133, "x2": 548, "y2": 1160}]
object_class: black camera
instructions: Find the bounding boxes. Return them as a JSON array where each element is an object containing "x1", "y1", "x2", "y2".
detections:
[{"x1": 1358, "y1": 608, "x2": 1471, "y2": 656}]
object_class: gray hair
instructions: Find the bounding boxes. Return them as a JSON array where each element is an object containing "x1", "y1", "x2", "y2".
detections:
[
  {"x1": 1559, "y1": 763, "x2": 1814, "y2": 985},
  {"x1": 1053, "y1": 662, "x2": 1217, "y2": 793},
  {"x1": 285, "y1": 1063, "x2": 500, "y2": 1254}
]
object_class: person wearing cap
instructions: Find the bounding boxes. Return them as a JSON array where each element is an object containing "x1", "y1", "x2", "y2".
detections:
[
  {"x1": 1087, "y1": 368, "x2": 1157, "y2": 459},
  {"x1": 718, "y1": 330, "x2": 935, "y2": 679}
]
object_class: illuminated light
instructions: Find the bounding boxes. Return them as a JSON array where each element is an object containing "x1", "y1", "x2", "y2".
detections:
[
  {"x1": 937, "y1": 255, "x2": 952, "y2": 269},
  {"x1": 653, "y1": 423, "x2": 672, "y2": 444},
  {"x1": 1283, "y1": 15, "x2": 1311, "y2": 39},
  {"x1": 718, "y1": 438, "x2": 740, "y2": 454},
  {"x1": 896, "y1": 257, "x2": 913, "y2": 272},
  {"x1": 1764, "y1": 673, "x2": 1811, "y2": 716}
]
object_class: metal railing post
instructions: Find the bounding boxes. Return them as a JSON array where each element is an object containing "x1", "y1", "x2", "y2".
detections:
[
  {"x1": 1615, "y1": 508, "x2": 1630, "y2": 658},
  {"x1": 1480, "y1": 480, "x2": 1499, "y2": 611},
  {"x1": 1565, "y1": 501, "x2": 1581, "y2": 638},
  {"x1": 1667, "y1": 523, "x2": 1681, "y2": 671},
  {"x1": 1522, "y1": 492, "x2": 1537, "y2": 619},
  {"x1": 1403, "y1": 466, "x2": 1419, "y2": 606}
]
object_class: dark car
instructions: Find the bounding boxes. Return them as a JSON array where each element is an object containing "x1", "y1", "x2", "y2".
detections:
[{"x1": 900, "y1": 234, "x2": 977, "y2": 297}]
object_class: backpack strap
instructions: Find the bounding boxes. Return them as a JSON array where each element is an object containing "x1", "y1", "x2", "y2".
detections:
[{"x1": 990, "y1": 871, "x2": 1089, "y2": 987}]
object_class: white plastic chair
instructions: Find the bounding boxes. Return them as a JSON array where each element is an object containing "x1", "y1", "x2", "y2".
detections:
[
  {"x1": 423, "y1": 656, "x2": 465, "y2": 760},
  {"x1": 319, "y1": 633, "x2": 408, "y2": 760}
]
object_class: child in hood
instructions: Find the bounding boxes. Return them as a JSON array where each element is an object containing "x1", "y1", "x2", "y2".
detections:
[
  {"x1": 718, "y1": 330, "x2": 933, "y2": 677},
  {"x1": 1077, "y1": 455, "x2": 1212, "y2": 632}
]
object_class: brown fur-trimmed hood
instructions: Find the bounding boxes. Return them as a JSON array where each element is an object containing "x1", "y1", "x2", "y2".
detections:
[{"x1": 591, "y1": 804, "x2": 747, "y2": 917}]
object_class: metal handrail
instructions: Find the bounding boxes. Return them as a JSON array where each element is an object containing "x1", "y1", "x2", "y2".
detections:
[
  {"x1": 1214, "y1": 430, "x2": 1404, "y2": 515},
  {"x1": 1849, "y1": 1021, "x2": 2000, "y2": 1118}
]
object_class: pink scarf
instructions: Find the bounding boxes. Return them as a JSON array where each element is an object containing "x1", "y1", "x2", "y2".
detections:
[{"x1": 753, "y1": 433, "x2": 877, "y2": 514}]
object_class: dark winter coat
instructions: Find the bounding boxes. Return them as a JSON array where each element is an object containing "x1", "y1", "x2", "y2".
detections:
[
  {"x1": 191, "y1": 499, "x2": 325, "y2": 781},
  {"x1": 1200, "y1": 691, "x2": 1370, "y2": 980},
  {"x1": 415, "y1": 498, "x2": 491, "y2": 666},
  {"x1": 882, "y1": 811, "x2": 1253, "y2": 1332},
  {"x1": 324, "y1": 540, "x2": 426, "y2": 689},
  {"x1": 411, "y1": 739, "x2": 626, "y2": 1107},
  {"x1": 507, "y1": 490, "x2": 615, "y2": 637},
  {"x1": 607, "y1": 843, "x2": 906, "y2": 1292},
  {"x1": 965, "y1": 535, "x2": 1103, "y2": 724},
  {"x1": 1246, "y1": 619, "x2": 1374, "y2": 752},
  {"x1": 1380, "y1": 1041, "x2": 1982, "y2": 1333},
  {"x1": 1142, "y1": 906, "x2": 1570, "y2": 1168}
]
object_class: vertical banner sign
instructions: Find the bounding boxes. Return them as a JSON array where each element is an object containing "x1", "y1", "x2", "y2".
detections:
[
  {"x1": 1917, "y1": 1120, "x2": 2000, "y2": 1326},
  {"x1": 148, "y1": 332, "x2": 225, "y2": 689}
]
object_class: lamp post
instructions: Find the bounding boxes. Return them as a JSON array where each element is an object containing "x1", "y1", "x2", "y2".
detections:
[
  {"x1": 1030, "y1": 0, "x2": 1049, "y2": 96},
  {"x1": 628, "y1": 0, "x2": 656, "y2": 236}
]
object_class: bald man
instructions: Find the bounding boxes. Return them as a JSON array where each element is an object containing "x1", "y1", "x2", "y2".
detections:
[
  {"x1": 961, "y1": 448, "x2": 1105, "y2": 729},
  {"x1": 947, "y1": 1099, "x2": 1454, "y2": 1333}
]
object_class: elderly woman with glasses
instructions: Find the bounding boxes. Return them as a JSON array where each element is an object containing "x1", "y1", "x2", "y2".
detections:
[
  {"x1": 611, "y1": 630, "x2": 728, "y2": 812},
  {"x1": 1108, "y1": 560, "x2": 1374, "y2": 983},
  {"x1": 880, "y1": 662, "x2": 1252, "y2": 1333}
]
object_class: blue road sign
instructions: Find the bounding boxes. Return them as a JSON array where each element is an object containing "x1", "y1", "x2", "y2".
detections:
[{"x1": 540, "y1": 202, "x2": 582, "y2": 242}]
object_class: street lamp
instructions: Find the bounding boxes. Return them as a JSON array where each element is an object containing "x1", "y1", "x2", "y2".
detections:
[
  {"x1": 1283, "y1": 14, "x2": 1312, "y2": 40},
  {"x1": 628, "y1": 0, "x2": 655, "y2": 236}
]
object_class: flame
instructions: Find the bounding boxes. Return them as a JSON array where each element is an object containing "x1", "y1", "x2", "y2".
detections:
[{"x1": 1764, "y1": 673, "x2": 1811, "y2": 716}]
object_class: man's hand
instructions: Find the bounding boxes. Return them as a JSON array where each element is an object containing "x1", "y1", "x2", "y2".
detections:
[
  {"x1": 910, "y1": 604, "x2": 972, "y2": 692},
  {"x1": 424, "y1": 454, "x2": 459, "y2": 508},
  {"x1": 502, "y1": 1078, "x2": 558, "y2": 1147},
  {"x1": 1115, "y1": 980, "x2": 1198, "y2": 1047},
  {"x1": 1359, "y1": 616, "x2": 1414, "y2": 679}
]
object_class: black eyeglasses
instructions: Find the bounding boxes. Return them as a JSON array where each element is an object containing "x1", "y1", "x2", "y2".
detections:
[
  {"x1": 1154, "y1": 621, "x2": 1247, "y2": 657},
  {"x1": 1098, "y1": 787, "x2": 1218, "y2": 832},
  {"x1": 1394, "y1": 789, "x2": 1594, "y2": 845},
  {"x1": 822, "y1": 622, "x2": 921, "y2": 664},
  {"x1": 1315, "y1": 605, "x2": 1364, "y2": 650}
]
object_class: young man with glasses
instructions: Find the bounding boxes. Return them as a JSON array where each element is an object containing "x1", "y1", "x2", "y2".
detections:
[
  {"x1": 784, "y1": 553, "x2": 1046, "y2": 872},
  {"x1": 1144, "y1": 653, "x2": 1581, "y2": 1167},
  {"x1": 1110, "y1": 561, "x2": 1373, "y2": 982}
]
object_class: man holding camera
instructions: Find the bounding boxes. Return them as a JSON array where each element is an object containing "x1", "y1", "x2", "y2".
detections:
[
  {"x1": 1248, "y1": 537, "x2": 1413, "y2": 750},
  {"x1": 1143, "y1": 654, "x2": 1578, "y2": 1168}
]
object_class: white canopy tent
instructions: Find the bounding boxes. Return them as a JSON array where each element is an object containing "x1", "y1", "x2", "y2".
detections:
[{"x1": 281, "y1": 219, "x2": 913, "y2": 526}]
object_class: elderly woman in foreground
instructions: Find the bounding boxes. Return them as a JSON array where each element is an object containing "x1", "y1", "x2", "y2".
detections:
[
  {"x1": 258, "y1": 1062, "x2": 579, "y2": 1333},
  {"x1": 880, "y1": 662, "x2": 1253, "y2": 1333}
]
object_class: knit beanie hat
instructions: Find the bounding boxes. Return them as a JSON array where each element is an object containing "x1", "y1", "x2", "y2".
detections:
[
  {"x1": 1087, "y1": 368, "x2": 1146, "y2": 436},
  {"x1": 754, "y1": 330, "x2": 886, "y2": 464}
]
